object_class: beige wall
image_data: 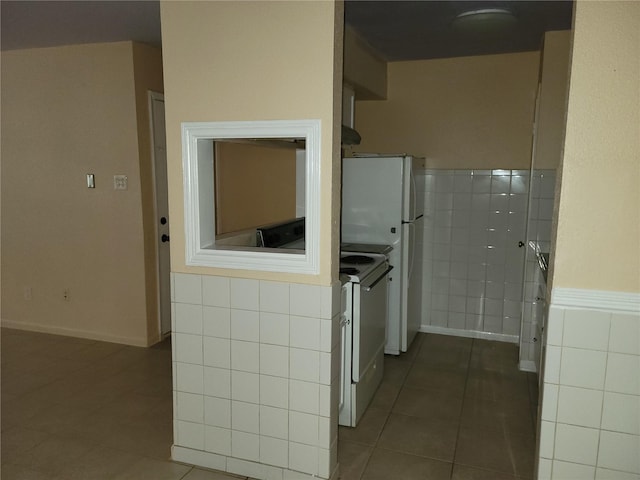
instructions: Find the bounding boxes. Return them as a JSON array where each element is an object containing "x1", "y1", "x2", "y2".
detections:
[
  {"x1": 214, "y1": 142, "x2": 296, "y2": 234},
  {"x1": 1, "y1": 41, "x2": 163, "y2": 346},
  {"x1": 160, "y1": 0, "x2": 342, "y2": 286},
  {"x1": 534, "y1": 31, "x2": 572, "y2": 170},
  {"x1": 343, "y1": 26, "x2": 387, "y2": 100},
  {"x1": 132, "y1": 42, "x2": 165, "y2": 343},
  {"x1": 353, "y1": 52, "x2": 541, "y2": 169},
  {"x1": 552, "y1": 1, "x2": 640, "y2": 293}
]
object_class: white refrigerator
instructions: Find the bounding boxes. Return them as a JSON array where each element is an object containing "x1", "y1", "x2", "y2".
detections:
[{"x1": 341, "y1": 154, "x2": 424, "y2": 355}]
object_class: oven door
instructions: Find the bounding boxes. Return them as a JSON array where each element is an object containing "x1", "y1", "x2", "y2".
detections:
[{"x1": 352, "y1": 263, "x2": 391, "y2": 382}]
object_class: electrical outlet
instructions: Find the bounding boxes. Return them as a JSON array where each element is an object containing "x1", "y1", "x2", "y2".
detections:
[
  {"x1": 113, "y1": 175, "x2": 128, "y2": 190},
  {"x1": 63, "y1": 288, "x2": 70, "y2": 301},
  {"x1": 24, "y1": 287, "x2": 32, "y2": 301}
]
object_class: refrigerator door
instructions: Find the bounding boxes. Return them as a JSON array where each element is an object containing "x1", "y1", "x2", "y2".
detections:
[
  {"x1": 342, "y1": 156, "x2": 405, "y2": 246},
  {"x1": 403, "y1": 216, "x2": 424, "y2": 351}
]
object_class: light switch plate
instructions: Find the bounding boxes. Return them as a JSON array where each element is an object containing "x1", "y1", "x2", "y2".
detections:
[
  {"x1": 113, "y1": 175, "x2": 128, "y2": 190},
  {"x1": 86, "y1": 174, "x2": 95, "y2": 188}
]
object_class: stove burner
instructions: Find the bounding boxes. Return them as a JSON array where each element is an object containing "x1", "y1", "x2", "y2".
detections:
[
  {"x1": 340, "y1": 267, "x2": 359, "y2": 275},
  {"x1": 341, "y1": 255, "x2": 375, "y2": 265}
]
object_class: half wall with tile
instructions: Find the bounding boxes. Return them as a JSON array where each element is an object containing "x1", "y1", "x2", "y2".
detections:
[
  {"x1": 170, "y1": 273, "x2": 341, "y2": 479},
  {"x1": 536, "y1": 289, "x2": 640, "y2": 479}
]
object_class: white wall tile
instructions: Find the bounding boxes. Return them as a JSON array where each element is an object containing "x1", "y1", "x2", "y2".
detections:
[
  {"x1": 319, "y1": 384, "x2": 332, "y2": 418},
  {"x1": 560, "y1": 348, "x2": 607, "y2": 390},
  {"x1": 290, "y1": 315, "x2": 321, "y2": 350},
  {"x1": 544, "y1": 346, "x2": 562, "y2": 384},
  {"x1": 289, "y1": 411, "x2": 319, "y2": 446},
  {"x1": 204, "y1": 396, "x2": 230, "y2": 428},
  {"x1": 290, "y1": 348, "x2": 320, "y2": 383},
  {"x1": 260, "y1": 405, "x2": 288, "y2": 440},
  {"x1": 260, "y1": 312, "x2": 289, "y2": 346},
  {"x1": 174, "y1": 273, "x2": 202, "y2": 305},
  {"x1": 605, "y1": 353, "x2": 640, "y2": 396},
  {"x1": 232, "y1": 400, "x2": 259, "y2": 434},
  {"x1": 204, "y1": 425, "x2": 231, "y2": 456},
  {"x1": 176, "y1": 362, "x2": 203, "y2": 394},
  {"x1": 232, "y1": 430, "x2": 260, "y2": 462},
  {"x1": 176, "y1": 392, "x2": 203, "y2": 423},
  {"x1": 175, "y1": 303, "x2": 203, "y2": 335},
  {"x1": 175, "y1": 333, "x2": 203, "y2": 365},
  {"x1": 289, "y1": 442, "x2": 318, "y2": 476},
  {"x1": 596, "y1": 468, "x2": 640, "y2": 480},
  {"x1": 538, "y1": 457, "x2": 552, "y2": 480},
  {"x1": 609, "y1": 313, "x2": 640, "y2": 355},
  {"x1": 289, "y1": 380, "x2": 319, "y2": 415},
  {"x1": 319, "y1": 317, "x2": 336, "y2": 353},
  {"x1": 260, "y1": 280, "x2": 290, "y2": 314},
  {"x1": 546, "y1": 307, "x2": 564, "y2": 346},
  {"x1": 203, "y1": 336, "x2": 230, "y2": 369},
  {"x1": 321, "y1": 350, "x2": 335, "y2": 386},
  {"x1": 230, "y1": 278, "x2": 259, "y2": 311},
  {"x1": 260, "y1": 436, "x2": 288, "y2": 468},
  {"x1": 203, "y1": 306, "x2": 230, "y2": 338},
  {"x1": 552, "y1": 460, "x2": 596, "y2": 479},
  {"x1": 539, "y1": 420, "x2": 555, "y2": 458},
  {"x1": 290, "y1": 284, "x2": 322, "y2": 318},
  {"x1": 598, "y1": 431, "x2": 640, "y2": 475},
  {"x1": 176, "y1": 420, "x2": 204, "y2": 450},
  {"x1": 231, "y1": 340, "x2": 259, "y2": 373},
  {"x1": 260, "y1": 375, "x2": 289, "y2": 409},
  {"x1": 204, "y1": 366, "x2": 230, "y2": 399},
  {"x1": 320, "y1": 285, "x2": 336, "y2": 320},
  {"x1": 556, "y1": 386, "x2": 603, "y2": 428},
  {"x1": 231, "y1": 309, "x2": 260, "y2": 342},
  {"x1": 563, "y1": 309, "x2": 611, "y2": 351},
  {"x1": 601, "y1": 392, "x2": 640, "y2": 435},
  {"x1": 231, "y1": 371, "x2": 259, "y2": 404},
  {"x1": 202, "y1": 275, "x2": 230, "y2": 307},
  {"x1": 554, "y1": 423, "x2": 599, "y2": 465},
  {"x1": 227, "y1": 458, "x2": 283, "y2": 480},
  {"x1": 318, "y1": 416, "x2": 334, "y2": 449},
  {"x1": 541, "y1": 383, "x2": 559, "y2": 421},
  {"x1": 260, "y1": 344, "x2": 289, "y2": 378}
]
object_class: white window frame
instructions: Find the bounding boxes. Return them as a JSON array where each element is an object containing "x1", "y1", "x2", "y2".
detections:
[{"x1": 181, "y1": 119, "x2": 321, "y2": 275}]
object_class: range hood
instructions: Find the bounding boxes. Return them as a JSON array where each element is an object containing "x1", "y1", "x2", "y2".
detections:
[{"x1": 342, "y1": 124, "x2": 362, "y2": 145}]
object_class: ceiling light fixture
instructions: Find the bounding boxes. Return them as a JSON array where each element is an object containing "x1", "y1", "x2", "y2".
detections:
[{"x1": 452, "y1": 8, "x2": 517, "y2": 33}]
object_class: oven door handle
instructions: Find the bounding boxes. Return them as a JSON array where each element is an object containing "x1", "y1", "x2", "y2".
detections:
[{"x1": 362, "y1": 265, "x2": 394, "y2": 292}]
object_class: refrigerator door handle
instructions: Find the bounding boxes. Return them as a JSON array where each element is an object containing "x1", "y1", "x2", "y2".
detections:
[
  {"x1": 410, "y1": 168, "x2": 417, "y2": 222},
  {"x1": 407, "y1": 223, "x2": 416, "y2": 286}
]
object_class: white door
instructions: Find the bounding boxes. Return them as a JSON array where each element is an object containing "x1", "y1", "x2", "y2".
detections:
[{"x1": 149, "y1": 92, "x2": 171, "y2": 337}]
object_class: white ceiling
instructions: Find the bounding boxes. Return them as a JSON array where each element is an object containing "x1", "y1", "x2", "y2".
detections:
[{"x1": 1, "y1": 1, "x2": 573, "y2": 60}]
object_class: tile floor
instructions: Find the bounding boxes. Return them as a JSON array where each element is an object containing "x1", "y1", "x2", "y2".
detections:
[
  {"x1": 338, "y1": 333, "x2": 539, "y2": 480},
  {"x1": 1, "y1": 328, "x2": 538, "y2": 480}
]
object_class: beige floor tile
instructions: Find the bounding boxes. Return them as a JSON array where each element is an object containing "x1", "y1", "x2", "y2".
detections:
[
  {"x1": 0, "y1": 427, "x2": 50, "y2": 465},
  {"x1": 414, "y1": 342, "x2": 472, "y2": 369},
  {"x1": 451, "y1": 464, "x2": 527, "y2": 480},
  {"x1": 404, "y1": 363, "x2": 468, "y2": 395},
  {"x1": 381, "y1": 356, "x2": 412, "y2": 385},
  {"x1": 377, "y1": 413, "x2": 458, "y2": 462},
  {"x1": 183, "y1": 467, "x2": 248, "y2": 479},
  {"x1": 392, "y1": 386, "x2": 464, "y2": 422},
  {"x1": 111, "y1": 457, "x2": 192, "y2": 480},
  {"x1": 455, "y1": 425, "x2": 535, "y2": 479},
  {"x1": 100, "y1": 421, "x2": 173, "y2": 460},
  {"x1": 52, "y1": 445, "x2": 141, "y2": 479},
  {"x1": 9, "y1": 434, "x2": 97, "y2": 476},
  {"x1": 337, "y1": 440, "x2": 374, "y2": 480},
  {"x1": 338, "y1": 407, "x2": 389, "y2": 446},
  {"x1": 465, "y1": 369, "x2": 531, "y2": 403},
  {"x1": 360, "y1": 447, "x2": 452, "y2": 480},
  {"x1": 0, "y1": 463, "x2": 54, "y2": 480},
  {"x1": 368, "y1": 379, "x2": 401, "y2": 412},
  {"x1": 460, "y1": 395, "x2": 535, "y2": 437}
]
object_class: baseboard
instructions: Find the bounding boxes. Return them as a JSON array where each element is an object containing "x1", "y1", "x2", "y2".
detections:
[
  {"x1": 552, "y1": 287, "x2": 640, "y2": 313},
  {"x1": 419, "y1": 324, "x2": 519, "y2": 344},
  {"x1": 519, "y1": 360, "x2": 537, "y2": 373},
  {"x1": 1, "y1": 318, "x2": 151, "y2": 347}
]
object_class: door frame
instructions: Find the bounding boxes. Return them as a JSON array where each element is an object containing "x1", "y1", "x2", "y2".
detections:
[{"x1": 148, "y1": 90, "x2": 171, "y2": 339}]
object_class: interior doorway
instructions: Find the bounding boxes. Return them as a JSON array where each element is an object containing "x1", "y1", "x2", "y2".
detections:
[{"x1": 149, "y1": 91, "x2": 171, "y2": 337}]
